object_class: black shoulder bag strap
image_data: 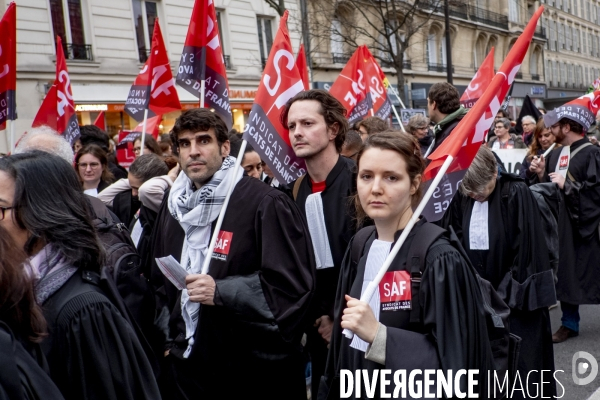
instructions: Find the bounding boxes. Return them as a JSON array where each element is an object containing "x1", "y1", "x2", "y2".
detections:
[
  {"x1": 292, "y1": 174, "x2": 306, "y2": 201},
  {"x1": 351, "y1": 226, "x2": 377, "y2": 265},
  {"x1": 406, "y1": 223, "x2": 446, "y2": 324},
  {"x1": 566, "y1": 142, "x2": 593, "y2": 183}
]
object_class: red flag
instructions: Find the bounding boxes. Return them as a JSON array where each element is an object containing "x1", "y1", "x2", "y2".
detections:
[
  {"x1": 32, "y1": 36, "x2": 80, "y2": 145},
  {"x1": 296, "y1": 44, "x2": 310, "y2": 90},
  {"x1": 176, "y1": 0, "x2": 232, "y2": 129},
  {"x1": 125, "y1": 19, "x2": 181, "y2": 122},
  {"x1": 93, "y1": 111, "x2": 105, "y2": 130},
  {"x1": 116, "y1": 130, "x2": 137, "y2": 168},
  {"x1": 329, "y1": 45, "x2": 392, "y2": 125},
  {"x1": 460, "y1": 48, "x2": 495, "y2": 108},
  {"x1": 133, "y1": 114, "x2": 161, "y2": 138},
  {"x1": 0, "y1": 2, "x2": 17, "y2": 130},
  {"x1": 421, "y1": 7, "x2": 543, "y2": 222},
  {"x1": 242, "y1": 11, "x2": 306, "y2": 185}
]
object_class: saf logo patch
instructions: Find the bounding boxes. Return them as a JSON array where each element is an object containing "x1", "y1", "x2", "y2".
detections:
[
  {"x1": 212, "y1": 230, "x2": 233, "y2": 261},
  {"x1": 379, "y1": 270, "x2": 412, "y2": 311},
  {"x1": 559, "y1": 155, "x2": 569, "y2": 169}
]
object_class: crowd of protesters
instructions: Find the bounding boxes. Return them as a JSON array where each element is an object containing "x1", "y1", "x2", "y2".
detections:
[{"x1": 1, "y1": 84, "x2": 599, "y2": 400}]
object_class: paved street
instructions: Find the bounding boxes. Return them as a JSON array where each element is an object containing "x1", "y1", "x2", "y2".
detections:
[{"x1": 550, "y1": 304, "x2": 600, "y2": 399}]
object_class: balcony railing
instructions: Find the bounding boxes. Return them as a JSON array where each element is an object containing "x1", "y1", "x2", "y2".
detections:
[
  {"x1": 332, "y1": 53, "x2": 351, "y2": 64},
  {"x1": 380, "y1": 59, "x2": 412, "y2": 70},
  {"x1": 515, "y1": 72, "x2": 523, "y2": 79},
  {"x1": 531, "y1": 73, "x2": 540, "y2": 81},
  {"x1": 224, "y1": 55, "x2": 231, "y2": 69},
  {"x1": 63, "y1": 43, "x2": 93, "y2": 61},
  {"x1": 468, "y1": 6, "x2": 509, "y2": 29},
  {"x1": 417, "y1": 1, "x2": 508, "y2": 29},
  {"x1": 428, "y1": 63, "x2": 454, "y2": 73},
  {"x1": 138, "y1": 48, "x2": 150, "y2": 63},
  {"x1": 533, "y1": 27, "x2": 546, "y2": 40}
]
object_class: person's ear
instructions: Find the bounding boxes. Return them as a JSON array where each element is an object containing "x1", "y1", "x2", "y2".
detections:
[
  {"x1": 221, "y1": 140, "x2": 231, "y2": 157},
  {"x1": 410, "y1": 174, "x2": 422, "y2": 195},
  {"x1": 328, "y1": 122, "x2": 340, "y2": 141}
]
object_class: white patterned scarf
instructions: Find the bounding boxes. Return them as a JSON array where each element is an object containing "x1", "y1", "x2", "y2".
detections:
[
  {"x1": 29, "y1": 244, "x2": 78, "y2": 305},
  {"x1": 168, "y1": 155, "x2": 243, "y2": 357}
]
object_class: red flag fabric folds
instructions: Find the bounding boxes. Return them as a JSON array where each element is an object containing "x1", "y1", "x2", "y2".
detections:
[
  {"x1": 421, "y1": 7, "x2": 544, "y2": 221},
  {"x1": 125, "y1": 19, "x2": 181, "y2": 122},
  {"x1": 241, "y1": 11, "x2": 306, "y2": 185},
  {"x1": 176, "y1": 0, "x2": 232, "y2": 129},
  {"x1": 133, "y1": 114, "x2": 161, "y2": 138},
  {"x1": 329, "y1": 45, "x2": 392, "y2": 125},
  {"x1": 93, "y1": 111, "x2": 106, "y2": 130},
  {"x1": 32, "y1": 36, "x2": 80, "y2": 145},
  {"x1": 460, "y1": 48, "x2": 495, "y2": 108},
  {"x1": 0, "y1": 2, "x2": 17, "y2": 130},
  {"x1": 296, "y1": 44, "x2": 310, "y2": 91}
]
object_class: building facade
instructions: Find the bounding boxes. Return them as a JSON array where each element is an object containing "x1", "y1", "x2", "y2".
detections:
[{"x1": 0, "y1": 0, "x2": 302, "y2": 153}]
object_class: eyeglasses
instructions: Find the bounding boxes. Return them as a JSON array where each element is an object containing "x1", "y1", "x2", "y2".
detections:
[
  {"x1": 133, "y1": 147, "x2": 142, "y2": 153},
  {"x1": 77, "y1": 162, "x2": 101, "y2": 169},
  {"x1": 0, "y1": 206, "x2": 14, "y2": 221}
]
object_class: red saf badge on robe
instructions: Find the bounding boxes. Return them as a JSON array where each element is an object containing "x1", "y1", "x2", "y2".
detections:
[
  {"x1": 379, "y1": 271, "x2": 412, "y2": 311},
  {"x1": 212, "y1": 230, "x2": 233, "y2": 261}
]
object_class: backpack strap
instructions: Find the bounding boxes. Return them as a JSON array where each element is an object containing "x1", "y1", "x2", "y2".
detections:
[
  {"x1": 292, "y1": 174, "x2": 306, "y2": 201},
  {"x1": 566, "y1": 142, "x2": 593, "y2": 183},
  {"x1": 351, "y1": 226, "x2": 377, "y2": 265},
  {"x1": 407, "y1": 223, "x2": 446, "y2": 324}
]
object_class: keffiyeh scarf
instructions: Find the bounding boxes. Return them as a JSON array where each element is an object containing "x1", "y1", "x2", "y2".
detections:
[
  {"x1": 29, "y1": 244, "x2": 78, "y2": 305},
  {"x1": 168, "y1": 156, "x2": 243, "y2": 358}
]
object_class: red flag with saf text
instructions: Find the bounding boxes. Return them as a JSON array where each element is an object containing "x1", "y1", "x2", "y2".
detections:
[
  {"x1": 116, "y1": 130, "x2": 137, "y2": 168},
  {"x1": 176, "y1": 0, "x2": 232, "y2": 129},
  {"x1": 0, "y1": 2, "x2": 17, "y2": 131},
  {"x1": 460, "y1": 48, "x2": 495, "y2": 109},
  {"x1": 329, "y1": 45, "x2": 392, "y2": 125},
  {"x1": 421, "y1": 7, "x2": 544, "y2": 222},
  {"x1": 242, "y1": 11, "x2": 306, "y2": 185},
  {"x1": 296, "y1": 44, "x2": 310, "y2": 90},
  {"x1": 32, "y1": 36, "x2": 80, "y2": 145},
  {"x1": 93, "y1": 111, "x2": 105, "y2": 130},
  {"x1": 125, "y1": 19, "x2": 181, "y2": 122}
]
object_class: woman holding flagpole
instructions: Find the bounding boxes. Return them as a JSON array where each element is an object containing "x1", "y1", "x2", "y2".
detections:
[{"x1": 320, "y1": 132, "x2": 493, "y2": 399}]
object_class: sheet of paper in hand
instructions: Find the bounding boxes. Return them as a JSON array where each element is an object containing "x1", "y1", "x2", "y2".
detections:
[{"x1": 156, "y1": 255, "x2": 189, "y2": 290}]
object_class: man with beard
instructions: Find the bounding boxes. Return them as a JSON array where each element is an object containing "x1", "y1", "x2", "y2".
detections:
[{"x1": 530, "y1": 93, "x2": 600, "y2": 343}]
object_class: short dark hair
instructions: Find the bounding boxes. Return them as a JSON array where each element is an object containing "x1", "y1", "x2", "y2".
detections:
[
  {"x1": 170, "y1": 108, "x2": 229, "y2": 156},
  {"x1": 496, "y1": 109, "x2": 509, "y2": 118},
  {"x1": 559, "y1": 118, "x2": 584, "y2": 135},
  {"x1": 80, "y1": 125, "x2": 110, "y2": 152},
  {"x1": 227, "y1": 131, "x2": 243, "y2": 157},
  {"x1": 495, "y1": 118, "x2": 511, "y2": 129},
  {"x1": 343, "y1": 129, "x2": 362, "y2": 153},
  {"x1": 354, "y1": 117, "x2": 389, "y2": 135},
  {"x1": 129, "y1": 153, "x2": 169, "y2": 183},
  {"x1": 0, "y1": 151, "x2": 104, "y2": 272},
  {"x1": 428, "y1": 82, "x2": 460, "y2": 114},
  {"x1": 280, "y1": 89, "x2": 349, "y2": 153},
  {"x1": 134, "y1": 134, "x2": 162, "y2": 155}
]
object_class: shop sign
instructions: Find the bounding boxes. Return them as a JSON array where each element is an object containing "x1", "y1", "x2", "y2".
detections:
[{"x1": 75, "y1": 104, "x2": 108, "y2": 112}]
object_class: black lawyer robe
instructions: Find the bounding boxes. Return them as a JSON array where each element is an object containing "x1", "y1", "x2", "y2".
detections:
[
  {"x1": 152, "y1": 176, "x2": 316, "y2": 400},
  {"x1": 441, "y1": 174, "x2": 557, "y2": 399},
  {"x1": 320, "y1": 220, "x2": 495, "y2": 400},
  {"x1": 529, "y1": 137, "x2": 600, "y2": 304}
]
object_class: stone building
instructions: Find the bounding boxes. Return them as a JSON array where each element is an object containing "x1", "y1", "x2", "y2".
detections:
[{"x1": 0, "y1": 0, "x2": 301, "y2": 153}]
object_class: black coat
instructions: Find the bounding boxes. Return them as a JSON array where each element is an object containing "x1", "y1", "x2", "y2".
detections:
[{"x1": 150, "y1": 176, "x2": 316, "y2": 400}]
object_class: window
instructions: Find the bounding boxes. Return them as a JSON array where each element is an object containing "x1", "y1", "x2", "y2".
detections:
[
  {"x1": 574, "y1": 0, "x2": 578, "y2": 15},
  {"x1": 426, "y1": 26, "x2": 447, "y2": 70},
  {"x1": 132, "y1": 0, "x2": 158, "y2": 63},
  {"x1": 553, "y1": 60, "x2": 558, "y2": 86},
  {"x1": 558, "y1": 24, "x2": 564, "y2": 50},
  {"x1": 550, "y1": 21, "x2": 557, "y2": 51},
  {"x1": 216, "y1": 11, "x2": 230, "y2": 69},
  {"x1": 574, "y1": 28, "x2": 580, "y2": 52},
  {"x1": 509, "y1": 0, "x2": 519, "y2": 22},
  {"x1": 257, "y1": 17, "x2": 274, "y2": 68},
  {"x1": 547, "y1": 60, "x2": 552, "y2": 84},
  {"x1": 561, "y1": 62, "x2": 567, "y2": 86},
  {"x1": 568, "y1": 64, "x2": 574, "y2": 86},
  {"x1": 49, "y1": 0, "x2": 91, "y2": 60},
  {"x1": 582, "y1": 30, "x2": 587, "y2": 54},
  {"x1": 564, "y1": 0, "x2": 570, "y2": 12},
  {"x1": 566, "y1": 25, "x2": 572, "y2": 50},
  {"x1": 530, "y1": 48, "x2": 539, "y2": 76},
  {"x1": 474, "y1": 35, "x2": 486, "y2": 67}
]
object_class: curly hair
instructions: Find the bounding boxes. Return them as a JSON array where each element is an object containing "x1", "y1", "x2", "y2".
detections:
[
  {"x1": 428, "y1": 82, "x2": 460, "y2": 115},
  {"x1": 280, "y1": 89, "x2": 349, "y2": 153},
  {"x1": 170, "y1": 108, "x2": 229, "y2": 156}
]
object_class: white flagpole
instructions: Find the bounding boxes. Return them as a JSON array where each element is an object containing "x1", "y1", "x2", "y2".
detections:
[
  {"x1": 390, "y1": 104, "x2": 406, "y2": 133},
  {"x1": 200, "y1": 80, "x2": 205, "y2": 108},
  {"x1": 390, "y1": 85, "x2": 407, "y2": 109},
  {"x1": 140, "y1": 109, "x2": 149, "y2": 155},
  {"x1": 8, "y1": 120, "x2": 15, "y2": 153},
  {"x1": 343, "y1": 155, "x2": 455, "y2": 339},
  {"x1": 200, "y1": 139, "x2": 247, "y2": 274}
]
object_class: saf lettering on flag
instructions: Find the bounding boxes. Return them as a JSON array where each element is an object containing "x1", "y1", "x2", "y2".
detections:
[
  {"x1": 32, "y1": 36, "x2": 80, "y2": 145},
  {"x1": 421, "y1": 7, "x2": 544, "y2": 222},
  {"x1": 0, "y1": 2, "x2": 16, "y2": 130},
  {"x1": 242, "y1": 11, "x2": 306, "y2": 185},
  {"x1": 125, "y1": 19, "x2": 181, "y2": 122},
  {"x1": 329, "y1": 46, "x2": 392, "y2": 125},
  {"x1": 379, "y1": 271, "x2": 412, "y2": 311},
  {"x1": 176, "y1": 0, "x2": 232, "y2": 129},
  {"x1": 460, "y1": 48, "x2": 494, "y2": 109}
]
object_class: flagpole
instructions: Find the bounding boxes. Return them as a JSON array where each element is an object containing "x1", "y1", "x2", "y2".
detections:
[
  {"x1": 390, "y1": 105, "x2": 407, "y2": 133},
  {"x1": 343, "y1": 154, "x2": 455, "y2": 339},
  {"x1": 390, "y1": 85, "x2": 407, "y2": 109},
  {"x1": 140, "y1": 109, "x2": 149, "y2": 155},
  {"x1": 200, "y1": 139, "x2": 247, "y2": 275},
  {"x1": 9, "y1": 119, "x2": 15, "y2": 153},
  {"x1": 200, "y1": 80, "x2": 205, "y2": 108}
]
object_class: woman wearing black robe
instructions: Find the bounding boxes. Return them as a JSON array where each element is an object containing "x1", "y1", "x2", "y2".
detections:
[
  {"x1": 442, "y1": 146, "x2": 557, "y2": 398},
  {"x1": 0, "y1": 151, "x2": 161, "y2": 400},
  {"x1": 320, "y1": 132, "x2": 494, "y2": 400},
  {"x1": 0, "y1": 227, "x2": 64, "y2": 400}
]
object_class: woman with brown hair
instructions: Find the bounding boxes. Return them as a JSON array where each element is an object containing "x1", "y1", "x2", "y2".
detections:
[
  {"x1": 133, "y1": 134, "x2": 162, "y2": 157},
  {"x1": 320, "y1": 132, "x2": 494, "y2": 399},
  {"x1": 0, "y1": 226, "x2": 64, "y2": 399},
  {"x1": 521, "y1": 118, "x2": 557, "y2": 182},
  {"x1": 74, "y1": 144, "x2": 115, "y2": 196}
]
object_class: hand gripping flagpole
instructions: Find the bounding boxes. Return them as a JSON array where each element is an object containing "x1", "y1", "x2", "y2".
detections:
[
  {"x1": 343, "y1": 154, "x2": 455, "y2": 339},
  {"x1": 200, "y1": 139, "x2": 247, "y2": 274},
  {"x1": 140, "y1": 109, "x2": 149, "y2": 155}
]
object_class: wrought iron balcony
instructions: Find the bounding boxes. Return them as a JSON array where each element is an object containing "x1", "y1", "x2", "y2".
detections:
[
  {"x1": 515, "y1": 72, "x2": 523, "y2": 79},
  {"x1": 224, "y1": 55, "x2": 231, "y2": 69},
  {"x1": 138, "y1": 48, "x2": 150, "y2": 63},
  {"x1": 468, "y1": 6, "x2": 509, "y2": 29},
  {"x1": 332, "y1": 53, "x2": 351, "y2": 64},
  {"x1": 428, "y1": 63, "x2": 454, "y2": 73},
  {"x1": 533, "y1": 27, "x2": 546, "y2": 40},
  {"x1": 379, "y1": 59, "x2": 412, "y2": 70},
  {"x1": 261, "y1": 57, "x2": 268, "y2": 69},
  {"x1": 63, "y1": 43, "x2": 93, "y2": 61},
  {"x1": 531, "y1": 73, "x2": 540, "y2": 81}
]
